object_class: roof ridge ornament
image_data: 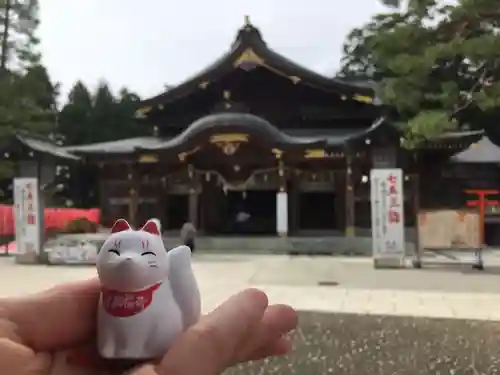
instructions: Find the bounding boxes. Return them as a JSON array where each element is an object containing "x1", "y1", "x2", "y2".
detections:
[
  {"x1": 233, "y1": 48, "x2": 264, "y2": 68},
  {"x1": 244, "y1": 15, "x2": 251, "y2": 27}
]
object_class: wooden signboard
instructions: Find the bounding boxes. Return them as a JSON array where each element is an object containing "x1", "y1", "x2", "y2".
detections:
[{"x1": 417, "y1": 209, "x2": 480, "y2": 250}]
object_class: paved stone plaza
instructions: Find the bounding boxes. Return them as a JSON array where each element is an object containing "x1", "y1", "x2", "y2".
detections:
[{"x1": 2, "y1": 254, "x2": 500, "y2": 321}]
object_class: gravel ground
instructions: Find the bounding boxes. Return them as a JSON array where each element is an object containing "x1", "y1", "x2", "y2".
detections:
[{"x1": 225, "y1": 311, "x2": 500, "y2": 375}]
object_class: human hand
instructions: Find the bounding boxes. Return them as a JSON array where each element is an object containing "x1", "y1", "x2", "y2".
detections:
[{"x1": 0, "y1": 279, "x2": 298, "y2": 375}]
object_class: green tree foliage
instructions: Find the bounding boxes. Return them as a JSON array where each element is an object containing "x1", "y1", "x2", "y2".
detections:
[
  {"x1": 115, "y1": 88, "x2": 149, "y2": 139},
  {"x1": 0, "y1": 64, "x2": 56, "y2": 180},
  {"x1": 58, "y1": 81, "x2": 93, "y2": 145},
  {"x1": 57, "y1": 82, "x2": 148, "y2": 208},
  {"x1": 59, "y1": 81, "x2": 149, "y2": 145},
  {"x1": 0, "y1": 0, "x2": 54, "y2": 136},
  {"x1": 90, "y1": 81, "x2": 117, "y2": 142},
  {"x1": 0, "y1": 0, "x2": 54, "y2": 182},
  {"x1": 0, "y1": 65, "x2": 55, "y2": 136},
  {"x1": 339, "y1": 0, "x2": 500, "y2": 145}
]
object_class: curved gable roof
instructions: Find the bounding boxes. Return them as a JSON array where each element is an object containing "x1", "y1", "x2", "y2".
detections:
[
  {"x1": 137, "y1": 17, "x2": 377, "y2": 116},
  {"x1": 451, "y1": 135, "x2": 500, "y2": 163}
]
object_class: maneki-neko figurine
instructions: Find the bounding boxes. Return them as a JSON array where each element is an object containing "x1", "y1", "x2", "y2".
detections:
[{"x1": 96, "y1": 218, "x2": 201, "y2": 360}]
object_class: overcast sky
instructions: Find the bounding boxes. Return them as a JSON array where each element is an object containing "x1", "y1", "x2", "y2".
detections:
[{"x1": 39, "y1": 0, "x2": 388, "y2": 101}]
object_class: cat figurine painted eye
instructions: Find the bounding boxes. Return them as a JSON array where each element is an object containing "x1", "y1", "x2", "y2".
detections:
[{"x1": 96, "y1": 218, "x2": 201, "y2": 360}]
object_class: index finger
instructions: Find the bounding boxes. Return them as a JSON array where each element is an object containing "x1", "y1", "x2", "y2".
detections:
[
  {"x1": 3, "y1": 278, "x2": 100, "y2": 351},
  {"x1": 156, "y1": 288, "x2": 269, "y2": 375}
]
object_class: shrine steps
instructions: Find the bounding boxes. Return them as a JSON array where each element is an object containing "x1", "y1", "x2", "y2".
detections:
[
  {"x1": 42, "y1": 229, "x2": 417, "y2": 257},
  {"x1": 163, "y1": 232, "x2": 417, "y2": 256}
]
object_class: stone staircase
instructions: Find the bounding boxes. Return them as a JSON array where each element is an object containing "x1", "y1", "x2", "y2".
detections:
[
  {"x1": 37, "y1": 229, "x2": 419, "y2": 258},
  {"x1": 163, "y1": 235, "x2": 417, "y2": 256}
]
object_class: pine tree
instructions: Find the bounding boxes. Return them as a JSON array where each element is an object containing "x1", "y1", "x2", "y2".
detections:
[
  {"x1": 340, "y1": 0, "x2": 500, "y2": 145},
  {"x1": 0, "y1": 64, "x2": 56, "y2": 137},
  {"x1": 90, "y1": 82, "x2": 118, "y2": 142},
  {"x1": 58, "y1": 81, "x2": 94, "y2": 145},
  {"x1": 0, "y1": 0, "x2": 53, "y2": 139},
  {"x1": 115, "y1": 88, "x2": 149, "y2": 139}
]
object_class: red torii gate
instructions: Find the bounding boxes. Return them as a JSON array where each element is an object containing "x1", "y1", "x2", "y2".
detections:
[{"x1": 465, "y1": 189, "x2": 500, "y2": 245}]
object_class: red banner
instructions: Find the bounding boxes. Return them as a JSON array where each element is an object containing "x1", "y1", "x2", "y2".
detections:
[{"x1": 0, "y1": 204, "x2": 101, "y2": 236}]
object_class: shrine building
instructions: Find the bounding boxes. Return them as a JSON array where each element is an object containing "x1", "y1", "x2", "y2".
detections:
[{"x1": 3, "y1": 17, "x2": 484, "y2": 239}]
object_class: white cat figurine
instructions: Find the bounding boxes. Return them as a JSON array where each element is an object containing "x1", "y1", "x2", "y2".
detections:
[{"x1": 96, "y1": 218, "x2": 201, "y2": 360}]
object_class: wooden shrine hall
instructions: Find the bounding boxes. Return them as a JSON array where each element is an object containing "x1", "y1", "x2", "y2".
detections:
[
  {"x1": 2, "y1": 17, "x2": 483, "y2": 238},
  {"x1": 65, "y1": 16, "x2": 391, "y2": 236}
]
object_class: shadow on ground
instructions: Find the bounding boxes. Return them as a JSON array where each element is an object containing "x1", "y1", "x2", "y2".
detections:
[
  {"x1": 225, "y1": 311, "x2": 500, "y2": 375},
  {"x1": 418, "y1": 264, "x2": 500, "y2": 275}
]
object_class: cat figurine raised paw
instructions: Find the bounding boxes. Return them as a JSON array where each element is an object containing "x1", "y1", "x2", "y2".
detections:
[{"x1": 96, "y1": 218, "x2": 201, "y2": 360}]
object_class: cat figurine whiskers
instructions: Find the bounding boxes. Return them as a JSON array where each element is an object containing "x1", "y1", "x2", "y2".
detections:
[{"x1": 96, "y1": 218, "x2": 201, "y2": 360}]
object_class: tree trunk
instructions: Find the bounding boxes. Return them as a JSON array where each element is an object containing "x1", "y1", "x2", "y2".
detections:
[{"x1": 1, "y1": 0, "x2": 11, "y2": 71}]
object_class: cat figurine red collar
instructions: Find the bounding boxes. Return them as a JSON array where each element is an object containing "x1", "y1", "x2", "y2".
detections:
[{"x1": 101, "y1": 282, "x2": 162, "y2": 318}]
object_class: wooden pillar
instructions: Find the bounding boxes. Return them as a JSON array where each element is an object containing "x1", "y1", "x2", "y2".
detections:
[
  {"x1": 276, "y1": 161, "x2": 288, "y2": 236},
  {"x1": 97, "y1": 163, "x2": 107, "y2": 226},
  {"x1": 188, "y1": 189, "x2": 198, "y2": 226},
  {"x1": 127, "y1": 163, "x2": 139, "y2": 227},
  {"x1": 289, "y1": 173, "x2": 300, "y2": 234},
  {"x1": 155, "y1": 176, "x2": 163, "y2": 225},
  {"x1": 187, "y1": 165, "x2": 198, "y2": 226},
  {"x1": 345, "y1": 150, "x2": 355, "y2": 237},
  {"x1": 413, "y1": 173, "x2": 420, "y2": 250},
  {"x1": 159, "y1": 175, "x2": 168, "y2": 229},
  {"x1": 334, "y1": 170, "x2": 346, "y2": 231}
]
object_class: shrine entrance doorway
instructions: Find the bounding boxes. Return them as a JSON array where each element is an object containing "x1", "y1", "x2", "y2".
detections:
[
  {"x1": 164, "y1": 193, "x2": 189, "y2": 230},
  {"x1": 212, "y1": 188, "x2": 277, "y2": 235},
  {"x1": 298, "y1": 191, "x2": 336, "y2": 231}
]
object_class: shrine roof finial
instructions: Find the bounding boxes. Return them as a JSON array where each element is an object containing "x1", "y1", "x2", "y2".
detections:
[{"x1": 244, "y1": 15, "x2": 251, "y2": 26}]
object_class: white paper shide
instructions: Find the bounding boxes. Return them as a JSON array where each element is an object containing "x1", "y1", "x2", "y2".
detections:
[
  {"x1": 13, "y1": 178, "x2": 41, "y2": 256},
  {"x1": 370, "y1": 169, "x2": 405, "y2": 261}
]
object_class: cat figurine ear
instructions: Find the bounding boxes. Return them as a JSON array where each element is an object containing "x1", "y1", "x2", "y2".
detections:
[
  {"x1": 111, "y1": 219, "x2": 131, "y2": 233},
  {"x1": 140, "y1": 219, "x2": 161, "y2": 235}
]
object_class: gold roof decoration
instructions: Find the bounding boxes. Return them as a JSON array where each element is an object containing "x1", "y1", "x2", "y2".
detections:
[
  {"x1": 305, "y1": 149, "x2": 327, "y2": 159},
  {"x1": 353, "y1": 94, "x2": 373, "y2": 104},
  {"x1": 272, "y1": 148, "x2": 283, "y2": 159},
  {"x1": 199, "y1": 81, "x2": 209, "y2": 89},
  {"x1": 210, "y1": 133, "x2": 249, "y2": 143},
  {"x1": 135, "y1": 106, "x2": 152, "y2": 118},
  {"x1": 244, "y1": 15, "x2": 251, "y2": 26},
  {"x1": 233, "y1": 48, "x2": 265, "y2": 67},
  {"x1": 138, "y1": 154, "x2": 158, "y2": 163},
  {"x1": 290, "y1": 76, "x2": 301, "y2": 84}
]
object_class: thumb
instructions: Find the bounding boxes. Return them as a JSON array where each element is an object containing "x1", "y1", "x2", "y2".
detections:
[{"x1": 132, "y1": 288, "x2": 268, "y2": 375}]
